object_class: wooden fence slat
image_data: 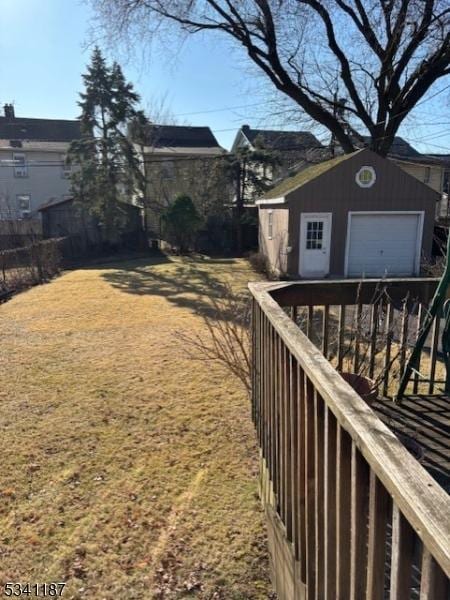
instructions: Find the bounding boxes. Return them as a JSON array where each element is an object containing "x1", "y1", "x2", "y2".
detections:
[
  {"x1": 267, "y1": 321, "x2": 273, "y2": 476},
  {"x1": 299, "y1": 366, "x2": 307, "y2": 583},
  {"x1": 277, "y1": 335, "x2": 284, "y2": 516},
  {"x1": 252, "y1": 301, "x2": 257, "y2": 428},
  {"x1": 353, "y1": 302, "x2": 363, "y2": 373},
  {"x1": 270, "y1": 327, "x2": 277, "y2": 495},
  {"x1": 366, "y1": 471, "x2": 391, "y2": 600},
  {"x1": 305, "y1": 377, "x2": 316, "y2": 599},
  {"x1": 290, "y1": 355, "x2": 299, "y2": 558},
  {"x1": 369, "y1": 302, "x2": 379, "y2": 379},
  {"x1": 390, "y1": 506, "x2": 415, "y2": 600},
  {"x1": 399, "y1": 302, "x2": 409, "y2": 378},
  {"x1": 263, "y1": 317, "x2": 270, "y2": 466},
  {"x1": 322, "y1": 305, "x2": 330, "y2": 359},
  {"x1": 307, "y1": 305, "x2": 314, "y2": 339},
  {"x1": 420, "y1": 550, "x2": 449, "y2": 600},
  {"x1": 324, "y1": 407, "x2": 337, "y2": 600},
  {"x1": 336, "y1": 426, "x2": 352, "y2": 600},
  {"x1": 314, "y1": 391, "x2": 325, "y2": 600},
  {"x1": 256, "y1": 308, "x2": 261, "y2": 443},
  {"x1": 337, "y1": 305, "x2": 346, "y2": 371},
  {"x1": 284, "y1": 345, "x2": 293, "y2": 541},
  {"x1": 350, "y1": 444, "x2": 370, "y2": 600},
  {"x1": 383, "y1": 303, "x2": 394, "y2": 397}
]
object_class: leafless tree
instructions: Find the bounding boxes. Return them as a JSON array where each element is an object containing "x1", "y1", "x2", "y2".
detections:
[
  {"x1": 177, "y1": 282, "x2": 252, "y2": 394},
  {"x1": 92, "y1": 0, "x2": 449, "y2": 155}
]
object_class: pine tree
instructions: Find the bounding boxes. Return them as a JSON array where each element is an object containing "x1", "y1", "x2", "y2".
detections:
[
  {"x1": 225, "y1": 138, "x2": 280, "y2": 255},
  {"x1": 68, "y1": 47, "x2": 144, "y2": 243}
]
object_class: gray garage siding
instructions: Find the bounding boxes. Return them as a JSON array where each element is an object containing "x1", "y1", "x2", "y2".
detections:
[{"x1": 283, "y1": 150, "x2": 437, "y2": 277}]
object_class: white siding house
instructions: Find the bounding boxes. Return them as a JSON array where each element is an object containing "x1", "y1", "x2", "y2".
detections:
[{"x1": 0, "y1": 105, "x2": 80, "y2": 222}]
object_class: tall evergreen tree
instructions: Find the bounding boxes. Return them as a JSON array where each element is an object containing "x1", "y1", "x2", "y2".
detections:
[
  {"x1": 68, "y1": 47, "x2": 144, "y2": 242},
  {"x1": 225, "y1": 138, "x2": 280, "y2": 255}
]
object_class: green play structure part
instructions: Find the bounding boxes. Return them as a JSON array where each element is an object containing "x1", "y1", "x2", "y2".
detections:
[
  {"x1": 397, "y1": 238, "x2": 450, "y2": 399},
  {"x1": 442, "y1": 300, "x2": 450, "y2": 393}
]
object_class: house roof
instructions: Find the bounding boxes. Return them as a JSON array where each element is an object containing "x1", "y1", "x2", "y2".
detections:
[
  {"x1": 264, "y1": 151, "x2": 358, "y2": 199},
  {"x1": 138, "y1": 124, "x2": 223, "y2": 150},
  {"x1": 360, "y1": 136, "x2": 421, "y2": 158},
  {"x1": 39, "y1": 197, "x2": 141, "y2": 212},
  {"x1": 38, "y1": 197, "x2": 74, "y2": 211},
  {"x1": 241, "y1": 125, "x2": 322, "y2": 151},
  {"x1": 0, "y1": 140, "x2": 72, "y2": 152},
  {"x1": 0, "y1": 117, "x2": 81, "y2": 142},
  {"x1": 428, "y1": 153, "x2": 450, "y2": 166},
  {"x1": 291, "y1": 136, "x2": 446, "y2": 169}
]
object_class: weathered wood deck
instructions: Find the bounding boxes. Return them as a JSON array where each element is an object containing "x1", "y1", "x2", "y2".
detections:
[
  {"x1": 250, "y1": 278, "x2": 450, "y2": 600},
  {"x1": 374, "y1": 395, "x2": 450, "y2": 494}
]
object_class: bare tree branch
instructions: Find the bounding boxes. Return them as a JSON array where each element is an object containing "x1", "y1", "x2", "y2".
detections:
[{"x1": 92, "y1": 0, "x2": 450, "y2": 155}]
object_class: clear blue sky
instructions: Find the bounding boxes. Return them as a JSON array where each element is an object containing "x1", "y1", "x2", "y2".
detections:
[{"x1": 1, "y1": 0, "x2": 449, "y2": 153}]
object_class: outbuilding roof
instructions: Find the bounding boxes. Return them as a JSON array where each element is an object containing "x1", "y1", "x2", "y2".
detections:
[{"x1": 263, "y1": 151, "x2": 358, "y2": 199}]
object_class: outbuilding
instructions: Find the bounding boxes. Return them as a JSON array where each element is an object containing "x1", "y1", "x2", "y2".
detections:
[
  {"x1": 39, "y1": 197, "x2": 143, "y2": 250},
  {"x1": 257, "y1": 148, "x2": 439, "y2": 278}
]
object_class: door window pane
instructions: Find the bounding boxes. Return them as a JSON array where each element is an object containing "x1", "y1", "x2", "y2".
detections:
[{"x1": 306, "y1": 221, "x2": 323, "y2": 249}]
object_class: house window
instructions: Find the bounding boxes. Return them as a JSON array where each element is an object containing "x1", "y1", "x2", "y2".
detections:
[
  {"x1": 268, "y1": 210, "x2": 273, "y2": 239},
  {"x1": 306, "y1": 221, "x2": 323, "y2": 250},
  {"x1": 13, "y1": 152, "x2": 28, "y2": 178},
  {"x1": 160, "y1": 162, "x2": 174, "y2": 180},
  {"x1": 16, "y1": 194, "x2": 31, "y2": 219},
  {"x1": 355, "y1": 165, "x2": 376, "y2": 188},
  {"x1": 424, "y1": 166, "x2": 431, "y2": 184},
  {"x1": 61, "y1": 155, "x2": 72, "y2": 178},
  {"x1": 443, "y1": 169, "x2": 449, "y2": 194}
]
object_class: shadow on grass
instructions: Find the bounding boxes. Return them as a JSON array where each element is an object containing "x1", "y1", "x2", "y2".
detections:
[
  {"x1": 69, "y1": 250, "x2": 171, "y2": 271},
  {"x1": 100, "y1": 253, "x2": 244, "y2": 319}
]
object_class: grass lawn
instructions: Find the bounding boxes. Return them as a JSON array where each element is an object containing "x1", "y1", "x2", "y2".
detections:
[{"x1": 0, "y1": 254, "x2": 273, "y2": 599}]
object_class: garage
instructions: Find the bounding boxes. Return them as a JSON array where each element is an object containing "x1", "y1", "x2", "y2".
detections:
[
  {"x1": 346, "y1": 213, "x2": 423, "y2": 277},
  {"x1": 257, "y1": 148, "x2": 437, "y2": 278},
  {"x1": 345, "y1": 212, "x2": 424, "y2": 277}
]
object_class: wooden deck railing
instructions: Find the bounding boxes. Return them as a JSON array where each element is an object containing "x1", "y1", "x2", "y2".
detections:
[
  {"x1": 250, "y1": 280, "x2": 449, "y2": 600},
  {"x1": 271, "y1": 278, "x2": 442, "y2": 397}
]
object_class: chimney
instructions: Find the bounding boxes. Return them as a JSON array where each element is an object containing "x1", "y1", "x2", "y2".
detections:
[
  {"x1": 4, "y1": 104, "x2": 15, "y2": 120},
  {"x1": 242, "y1": 124, "x2": 250, "y2": 133}
]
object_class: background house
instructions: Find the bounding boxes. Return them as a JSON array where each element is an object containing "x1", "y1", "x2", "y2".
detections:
[
  {"x1": 0, "y1": 104, "x2": 80, "y2": 224},
  {"x1": 230, "y1": 125, "x2": 323, "y2": 202},
  {"x1": 258, "y1": 148, "x2": 438, "y2": 278},
  {"x1": 133, "y1": 123, "x2": 227, "y2": 240},
  {"x1": 231, "y1": 126, "x2": 449, "y2": 224}
]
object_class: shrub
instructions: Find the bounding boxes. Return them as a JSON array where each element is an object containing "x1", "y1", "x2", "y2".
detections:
[
  {"x1": 162, "y1": 195, "x2": 202, "y2": 254},
  {"x1": 0, "y1": 238, "x2": 65, "y2": 293},
  {"x1": 248, "y1": 251, "x2": 270, "y2": 276}
]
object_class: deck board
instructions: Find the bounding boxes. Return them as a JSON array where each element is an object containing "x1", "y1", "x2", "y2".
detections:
[{"x1": 373, "y1": 395, "x2": 450, "y2": 493}]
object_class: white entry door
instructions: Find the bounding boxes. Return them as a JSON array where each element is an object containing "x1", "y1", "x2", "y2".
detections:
[{"x1": 299, "y1": 213, "x2": 332, "y2": 278}]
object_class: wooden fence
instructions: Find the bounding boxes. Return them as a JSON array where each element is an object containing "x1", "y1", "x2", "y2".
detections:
[{"x1": 250, "y1": 280, "x2": 449, "y2": 600}]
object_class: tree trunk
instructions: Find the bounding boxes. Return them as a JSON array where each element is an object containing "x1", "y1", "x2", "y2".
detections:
[{"x1": 234, "y1": 163, "x2": 243, "y2": 256}]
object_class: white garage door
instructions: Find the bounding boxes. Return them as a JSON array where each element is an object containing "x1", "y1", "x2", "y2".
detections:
[{"x1": 346, "y1": 213, "x2": 422, "y2": 277}]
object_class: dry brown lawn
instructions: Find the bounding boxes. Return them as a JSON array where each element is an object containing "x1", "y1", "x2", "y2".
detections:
[{"x1": 0, "y1": 254, "x2": 273, "y2": 599}]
